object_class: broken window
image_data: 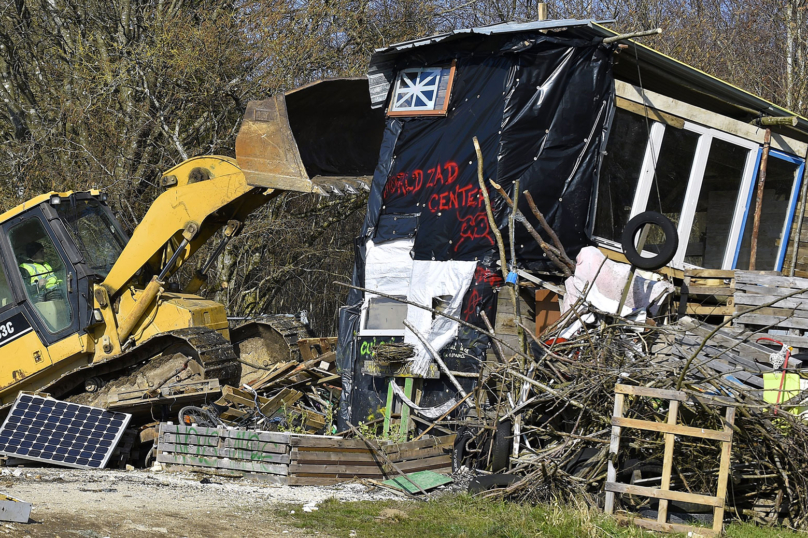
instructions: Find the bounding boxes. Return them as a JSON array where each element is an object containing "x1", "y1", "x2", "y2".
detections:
[{"x1": 388, "y1": 61, "x2": 456, "y2": 116}]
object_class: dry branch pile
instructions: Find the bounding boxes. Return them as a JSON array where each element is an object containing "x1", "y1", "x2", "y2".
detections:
[{"x1": 458, "y1": 284, "x2": 808, "y2": 528}]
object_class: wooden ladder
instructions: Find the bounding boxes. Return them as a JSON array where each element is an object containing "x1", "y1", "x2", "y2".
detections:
[{"x1": 604, "y1": 384, "x2": 735, "y2": 536}]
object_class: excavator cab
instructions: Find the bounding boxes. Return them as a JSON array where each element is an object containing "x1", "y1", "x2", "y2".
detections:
[
  {"x1": 0, "y1": 192, "x2": 125, "y2": 392},
  {"x1": 0, "y1": 78, "x2": 385, "y2": 411}
]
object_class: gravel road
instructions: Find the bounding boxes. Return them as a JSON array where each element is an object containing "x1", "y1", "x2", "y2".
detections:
[{"x1": 0, "y1": 466, "x2": 399, "y2": 537}]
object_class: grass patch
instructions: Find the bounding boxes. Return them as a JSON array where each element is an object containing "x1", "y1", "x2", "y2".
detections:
[{"x1": 278, "y1": 494, "x2": 805, "y2": 537}]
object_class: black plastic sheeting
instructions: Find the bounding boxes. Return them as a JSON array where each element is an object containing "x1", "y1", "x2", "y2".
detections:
[
  {"x1": 337, "y1": 31, "x2": 615, "y2": 430},
  {"x1": 374, "y1": 213, "x2": 419, "y2": 243}
]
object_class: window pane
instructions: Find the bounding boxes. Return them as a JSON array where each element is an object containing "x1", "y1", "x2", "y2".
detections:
[
  {"x1": 644, "y1": 128, "x2": 700, "y2": 254},
  {"x1": 736, "y1": 157, "x2": 801, "y2": 270},
  {"x1": 9, "y1": 219, "x2": 72, "y2": 332},
  {"x1": 365, "y1": 296, "x2": 407, "y2": 331},
  {"x1": 55, "y1": 199, "x2": 126, "y2": 278},
  {"x1": 0, "y1": 261, "x2": 13, "y2": 309},
  {"x1": 685, "y1": 139, "x2": 750, "y2": 268},
  {"x1": 593, "y1": 109, "x2": 650, "y2": 241}
]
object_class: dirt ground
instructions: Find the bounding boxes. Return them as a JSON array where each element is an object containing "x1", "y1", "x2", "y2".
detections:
[{"x1": 0, "y1": 466, "x2": 398, "y2": 537}]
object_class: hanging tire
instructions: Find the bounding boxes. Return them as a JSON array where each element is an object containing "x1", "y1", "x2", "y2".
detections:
[{"x1": 620, "y1": 211, "x2": 678, "y2": 270}]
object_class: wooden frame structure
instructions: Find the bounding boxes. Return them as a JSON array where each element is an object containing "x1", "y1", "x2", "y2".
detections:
[{"x1": 604, "y1": 384, "x2": 736, "y2": 536}]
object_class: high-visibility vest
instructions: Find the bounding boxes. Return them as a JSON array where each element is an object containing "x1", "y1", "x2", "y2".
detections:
[{"x1": 20, "y1": 262, "x2": 60, "y2": 291}]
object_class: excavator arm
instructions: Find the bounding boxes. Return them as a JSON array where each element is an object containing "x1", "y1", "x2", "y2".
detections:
[{"x1": 102, "y1": 78, "x2": 383, "y2": 299}]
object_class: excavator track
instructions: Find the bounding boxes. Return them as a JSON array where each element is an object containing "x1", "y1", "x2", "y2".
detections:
[{"x1": 41, "y1": 327, "x2": 241, "y2": 403}]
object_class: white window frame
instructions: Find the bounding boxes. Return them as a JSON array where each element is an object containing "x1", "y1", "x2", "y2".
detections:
[
  {"x1": 359, "y1": 294, "x2": 407, "y2": 337},
  {"x1": 609, "y1": 120, "x2": 759, "y2": 270}
]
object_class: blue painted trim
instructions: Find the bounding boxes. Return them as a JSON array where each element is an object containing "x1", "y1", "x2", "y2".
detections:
[
  {"x1": 776, "y1": 156, "x2": 805, "y2": 271},
  {"x1": 732, "y1": 148, "x2": 763, "y2": 269}
]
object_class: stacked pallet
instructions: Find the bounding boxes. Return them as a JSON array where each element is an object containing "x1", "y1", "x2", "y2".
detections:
[
  {"x1": 677, "y1": 268, "x2": 735, "y2": 320},
  {"x1": 733, "y1": 271, "x2": 808, "y2": 351},
  {"x1": 288, "y1": 434, "x2": 455, "y2": 486},
  {"x1": 155, "y1": 424, "x2": 290, "y2": 477}
]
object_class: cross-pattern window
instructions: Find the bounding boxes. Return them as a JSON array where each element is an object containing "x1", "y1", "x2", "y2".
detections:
[{"x1": 388, "y1": 61, "x2": 456, "y2": 116}]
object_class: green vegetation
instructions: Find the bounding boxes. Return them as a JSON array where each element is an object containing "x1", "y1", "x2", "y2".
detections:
[{"x1": 279, "y1": 494, "x2": 804, "y2": 537}]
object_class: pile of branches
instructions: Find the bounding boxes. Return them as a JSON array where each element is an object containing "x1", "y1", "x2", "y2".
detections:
[{"x1": 458, "y1": 283, "x2": 808, "y2": 528}]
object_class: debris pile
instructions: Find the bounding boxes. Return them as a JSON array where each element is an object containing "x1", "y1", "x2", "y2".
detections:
[
  {"x1": 176, "y1": 337, "x2": 340, "y2": 435},
  {"x1": 435, "y1": 262, "x2": 808, "y2": 528}
]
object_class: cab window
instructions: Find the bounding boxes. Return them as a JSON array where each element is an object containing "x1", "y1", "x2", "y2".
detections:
[{"x1": 8, "y1": 219, "x2": 72, "y2": 332}]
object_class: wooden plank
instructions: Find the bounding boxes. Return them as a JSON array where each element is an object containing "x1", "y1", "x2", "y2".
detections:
[
  {"x1": 616, "y1": 80, "x2": 807, "y2": 156},
  {"x1": 160, "y1": 424, "x2": 221, "y2": 437},
  {"x1": 604, "y1": 393, "x2": 625, "y2": 515},
  {"x1": 615, "y1": 384, "x2": 687, "y2": 402},
  {"x1": 611, "y1": 417, "x2": 732, "y2": 442},
  {"x1": 384, "y1": 435, "x2": 456, "y2": 453},
  {"x1": 289, "y1": 464, "x2": 385, "y2": 476},
  {"x1": 712, "y1": 406, "x2": 736, "y2": 534},
  {"x1": 735, "y1": 271, "x2": 808, "y2": 288},
  {"x1": 289, "y1": 437, "x2": 367, "y2": 449},
  {"x1": 389, "y1": 445, "x2": 452, "y2": 462},
  {"x1": 290, "y1": 450, "x2": 381, "y2": 465},
  {"x1": 615, "y1": 96, "x2": 685, "y2": 128},
  {"x1": 615, "y1": 515, "x2": 719, "y2": 537},
  {"x1": 657, "y1": 400, "x2": 679, "y2": 523},
  {"x1": 392, "y1": 455, "x2": 451, "y2": 473},
  {"x1": 605, "y1": 482, "x2": 723, "y2": 508},
  {"x1": 222, "y1": 430, "x2": 290, "y2": 444},
  {"x1": 287, "y1": 476, "x2": 350, "y2": 486},
  {"x1": 685, "y1": 268, "x2": 736, "y2": 278},
  {"x1": 157, "y1": 452, "x2": 288, "y2": 475},
  {"x1": 294, "y1": 446, "x2": 373, "y2": 455},
  {"x1": 686, "y1": 286, "x2": 734, "y2": 296},
  {"x1": 686, "y1": 304, "x2": 734, "y2": 316},
  {"x1": 679, "y1": 320, "x2": 775, "y2": 362},
  {"x1": 733, "y1": 294, "x2": 808, "y2": 310},
  {"x1": 159, "y1": 442, "x2": 290, "y2": 461},
  {"x1": 736, "y1": 313, "x2": 808, "y2": 330},
  {"x1": 161, "y1": 433, "x2": 219, "y2": 447}
]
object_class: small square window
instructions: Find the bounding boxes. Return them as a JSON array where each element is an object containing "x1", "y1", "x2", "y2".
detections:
[
  {"x1": 388, "y1": 61, "x2": 456, "y2": 117},
  {"x1": 363, "y1": 296, "x2": 407, "y2": 334}
]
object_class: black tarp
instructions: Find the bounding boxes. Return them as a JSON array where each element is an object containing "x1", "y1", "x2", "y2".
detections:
[{"x1": 339, "y1": 31, "x2": 615, "y2": 428}]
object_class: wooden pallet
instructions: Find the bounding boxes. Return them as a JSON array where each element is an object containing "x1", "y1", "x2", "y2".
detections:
[
  {"x1": 678, "y1": 268, "x2": 735, "y2": 319},
  {"x1": 732, "y1": 270, "x2": 808, "y2": 350},
  {"x1": 287, "y1": 434, "x2": 454, "y2": 486},
  {"x1": 604, "y1": 384, "x2": 735, "y2": 537},
  {"x1": 156, "y1": 424, "x2": 290, "y2": 476}
]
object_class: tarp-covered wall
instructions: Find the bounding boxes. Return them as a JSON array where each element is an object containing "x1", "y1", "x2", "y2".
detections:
[{"x1": 338, "y1": 31, "x2": 615, "y2": 430}]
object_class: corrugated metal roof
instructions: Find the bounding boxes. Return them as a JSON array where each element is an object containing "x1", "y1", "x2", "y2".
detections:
[{"x1": 373, "y1": 19, "x2": 604, "y2": 53}]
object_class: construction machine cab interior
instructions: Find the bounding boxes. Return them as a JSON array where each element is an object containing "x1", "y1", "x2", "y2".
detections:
[{"x1": 10, "y1": 218, "x2": 72, "y2": 332}]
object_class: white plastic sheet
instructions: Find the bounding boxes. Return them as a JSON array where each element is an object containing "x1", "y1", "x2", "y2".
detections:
[
  {"x1": 404, "y1": 260, "x2": 477, "y2": 376},
  {"x1": 562, "y1": 246, "x2": 673, "y2": 319}
]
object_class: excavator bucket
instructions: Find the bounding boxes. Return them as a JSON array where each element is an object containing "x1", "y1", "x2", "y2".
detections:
[{"x1": 235, "y1": 78, "x2": 385, "y2": 196}]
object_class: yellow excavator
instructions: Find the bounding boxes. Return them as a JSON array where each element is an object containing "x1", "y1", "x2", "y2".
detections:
[{"x1": 0, "y1": 79, "x2": 381, "y2": 411}]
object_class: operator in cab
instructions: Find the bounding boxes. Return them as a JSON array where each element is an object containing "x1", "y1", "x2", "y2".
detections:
[{"x1": 19, "y1": 242, "x2": 61, "y2": 299}]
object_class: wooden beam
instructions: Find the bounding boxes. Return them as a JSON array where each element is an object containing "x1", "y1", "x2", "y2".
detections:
[{"x1": 616, "y1": 80, "x2": 808, "y2": 157}]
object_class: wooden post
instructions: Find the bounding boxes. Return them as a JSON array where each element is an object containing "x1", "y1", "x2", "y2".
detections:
[
  {"x1": 750, "y1": 128, "x2": 772, "y2": 270},
  {"x1": 712, "y1": 406, "x2": 736, "y2": 534},
  {"x1": 604, "y1": 392, "x2": 625, "y2": 514},
  {"x1": 657, "y1": 400, "x2": 680, "y2": 523}
]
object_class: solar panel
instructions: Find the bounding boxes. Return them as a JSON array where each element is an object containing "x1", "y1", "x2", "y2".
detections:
[{"x1": 0, "y1": 394, "x2": 131, "y2": 469}]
